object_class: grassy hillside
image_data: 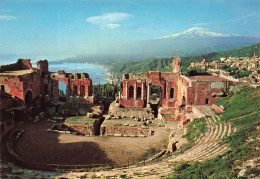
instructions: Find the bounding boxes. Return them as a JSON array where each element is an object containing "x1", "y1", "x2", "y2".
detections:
[
  {"x1": 105, "y1": 58, "x2": 173, "y2": 76},
  {"x1": 169, "y1": 86, "x2": 260, "y2": 178},
  {"x1": 107, "y1": 43, "x2": 260, "y2": 77}
]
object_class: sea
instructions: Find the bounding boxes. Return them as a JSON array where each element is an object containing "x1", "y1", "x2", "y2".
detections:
[
  {"x1": 0, "y1": 60, "x2": 107, "y2": 92},
  {"x1": 50, "y1": 63, "x2": 107, "y2": 93}
]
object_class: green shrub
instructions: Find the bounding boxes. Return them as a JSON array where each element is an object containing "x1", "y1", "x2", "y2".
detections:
[{"x1": 184, "y1": 118, "x2": 206, "y2": 143}]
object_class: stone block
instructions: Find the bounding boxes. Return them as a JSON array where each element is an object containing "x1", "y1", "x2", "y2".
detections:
[
  {"x1": 87, "y1": 113, "x2": 94, "y2": 118},
  {"x1": 138, "y1": 135, "x2": 145, "y2": 137},
  {"x1": 129, "y1": 135, "x2": 136, "y2": 137},
  {"x1": 114, "y1": 134, "x2": 122, "y2": 137}
]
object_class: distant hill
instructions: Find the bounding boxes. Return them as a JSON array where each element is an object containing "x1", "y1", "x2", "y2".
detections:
[{"x1": 106, "y1": 43, "x2": 260, "y2": 77}]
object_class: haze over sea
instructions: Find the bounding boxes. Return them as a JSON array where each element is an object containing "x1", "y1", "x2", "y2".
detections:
[{"x1": 0, "y1": 59, "x2": 108, "y2": 85}]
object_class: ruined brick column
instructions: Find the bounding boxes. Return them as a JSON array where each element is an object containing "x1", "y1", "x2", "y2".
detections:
[
  {"x1": 141, "y1": 82, "x2": 144, "y2": 100},
  {"x1": 126, "y1": 81, "x2": 128, "y2": 100},
  {"x1": 134, "y1": 81, "x2": 137, "y2": 100},
  {"x1": 147, "y1": 82, "x2": 150, "y2": 104}
]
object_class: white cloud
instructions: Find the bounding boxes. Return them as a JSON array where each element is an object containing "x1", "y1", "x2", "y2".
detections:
[
  {"x1": 227, "y1": 13, "x2": 255, "y2": 23},
  {"x1": 107, "y1": 24, "x2": 120, "y2": 29},
  {"x1": 86, "y1": 12, "x2": 131, "y2": 29},
  {"x1": 0, "y1": 15, "x2": 16, "y2": 20}
]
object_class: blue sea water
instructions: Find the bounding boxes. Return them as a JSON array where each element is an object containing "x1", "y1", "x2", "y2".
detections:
[
  {"x1": 49, "y1": 63, "x2": 107, "y2": 93},
  {"x1": 49, "y1": 63, "x2": 107, "y2": 85}
]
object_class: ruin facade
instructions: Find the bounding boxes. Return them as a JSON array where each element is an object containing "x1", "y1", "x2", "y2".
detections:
[
  {"x1": 0, "y1": 59, "x2": 94, "y2": 106},
  {"x1": 110, "y1": 56, "x2": 236, "y2": 127},
  {"x1": 0, "y1": 59, "x2": 95, "y2": 128}
]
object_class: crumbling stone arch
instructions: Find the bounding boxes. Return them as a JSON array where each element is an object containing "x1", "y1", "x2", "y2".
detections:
[
  {"x1": 24, "y1": 89, "x2": 33, "y2": 106},
  {"x1": 150, "y1": 84, "x2": 162, "y2": 100}
]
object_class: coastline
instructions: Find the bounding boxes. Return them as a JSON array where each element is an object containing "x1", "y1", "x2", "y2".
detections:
[
  {"x1": 99, "y1": 64, "x2": 120, "y2": 85},
  {"x1": 51, "y1": 62, "x2": 119, "y2": 85}
]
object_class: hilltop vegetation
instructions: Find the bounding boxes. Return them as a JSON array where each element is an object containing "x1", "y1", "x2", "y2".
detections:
[
  {"x1": 169, "y1": 86, "x2": 260, "y2": 178},
  {"x1": 105, "y1": 43, "x2": 260, "y2": 77},
  {"x1": 104, "y1": 58, "x2": 173, "y2": 77}
]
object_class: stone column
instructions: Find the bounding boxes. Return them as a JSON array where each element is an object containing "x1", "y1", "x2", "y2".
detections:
[
  {"x1": 147, "y1": 82, "x2": 150, "y2": 104},
  {"x1": 141, "y1": 82, "x2": 144, "y2": 100},
  {"x1": 134, "y1": 81, "x2": 137, "y2": 100},
  {"x1": 126, "y1": 81, "x2": 128, "y2": 100},
  {"x1": 118, "y1": 91, "x2": 121, "y2": 99}
]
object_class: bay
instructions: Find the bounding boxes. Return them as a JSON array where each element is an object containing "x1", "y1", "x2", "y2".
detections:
[{"x1": 49, "y1": 63, "x2": 107, "y2": 85}]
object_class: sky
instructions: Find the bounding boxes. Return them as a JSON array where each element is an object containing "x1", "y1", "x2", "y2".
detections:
[{"x1": 0, "y1": 0, "x2": 259, "y2": 62}]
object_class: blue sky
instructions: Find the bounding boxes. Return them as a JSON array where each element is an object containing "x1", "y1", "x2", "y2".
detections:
[{"x1": 0, "y1": 0, "x2": 259, "y2": 61}]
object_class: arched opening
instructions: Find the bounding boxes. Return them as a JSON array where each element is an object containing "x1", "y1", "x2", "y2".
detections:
[
  {"x1": 150, "y1": 84, "x2": 162, "y2": 118},
  {"x1": 74, "y1": 86, "x2": 78, "y2": 96},
  {"x1": 80, "y1": 85, "x2": 85, "y2": 96},
  {"x1": 170, "y1": 88, "x2": 174, "y2": 98},
  {"x1": 205, "y1": 98, "x2": 209, "y2": 104},
  {"x1": 137, "y1": 87, "x2": 141, "y2": 99},
  {"x1": 58, "y1": 81, "x2": 66, "y2": 101},
  {"x1": 129, "y1": 86, "x2": 134, "y2": 99},
  {"x1": 150, "y1": 85, "x2": 161, "y2": 101},
  {"x1": 124, "y1": 74, "x2": 129, "y2": 79},
  {"x1": 181, "y1": 96, "x2": 186, "y2": 108},
  {"x1": 1, "y1": 85, "x2": 5, "y2": 92},
  {"x1": 25, "y1": 90, "x2": 33, "y2": 106}
]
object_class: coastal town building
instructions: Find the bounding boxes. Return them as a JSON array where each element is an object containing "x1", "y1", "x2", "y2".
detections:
[
  {"x1": 189, "y1": 54, "x2": 260, "y2": 84},
  {"x1": 190, "y1": 58, "x2": 219, "y2": 69}
]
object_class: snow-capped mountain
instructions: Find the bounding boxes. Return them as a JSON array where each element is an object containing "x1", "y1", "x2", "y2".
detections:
[
  {"x1": 156, "y1": 27, "x2": 239, "y2": 39},
  {"x1": 134, "y1": 27, "x2": 260, "y2": 57}
]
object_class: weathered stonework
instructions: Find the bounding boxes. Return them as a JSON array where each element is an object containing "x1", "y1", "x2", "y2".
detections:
[
  {"x1": 113, "y1": 56, "x2": 237, "y2": 127},
  {"x1": 0, "y1": 59, "x2": 95, "y2": 117},
  {"x1": 51, "y1": 71, "x2": 93, "y2": 103}
]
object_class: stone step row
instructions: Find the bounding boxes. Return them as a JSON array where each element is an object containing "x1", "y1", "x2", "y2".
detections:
[
  {"x1": 169, "y1": 115, "x2": 230, "y2": 163},
  {"x1": 93, "y1": 115, "x2": 232, "y2": 177}
]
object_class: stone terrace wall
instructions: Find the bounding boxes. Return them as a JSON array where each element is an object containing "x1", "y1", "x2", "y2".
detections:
[
  {"x1": 100, "y1": 126, "x2": 151, "y2": 137},
  {"x1": 0, "y1": 59, "x2": 32, "y2": 72},
  {"x1": 64, "y1": 123, "x2": 95, "y2": 136},
  {"x1": 109, "y1": 102, "x2": 153, "y2": 118}
]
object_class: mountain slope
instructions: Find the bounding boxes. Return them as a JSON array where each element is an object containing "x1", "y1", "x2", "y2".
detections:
[
  {"x1": 107, "y1": 43, "x2": 260, "y2": 77},
  {"x1": 136, "y1": 27, "x2": 260, "y2": 56},
  {"x1": 156, "y1": 27, "x2": 237, "y2": 39}
]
